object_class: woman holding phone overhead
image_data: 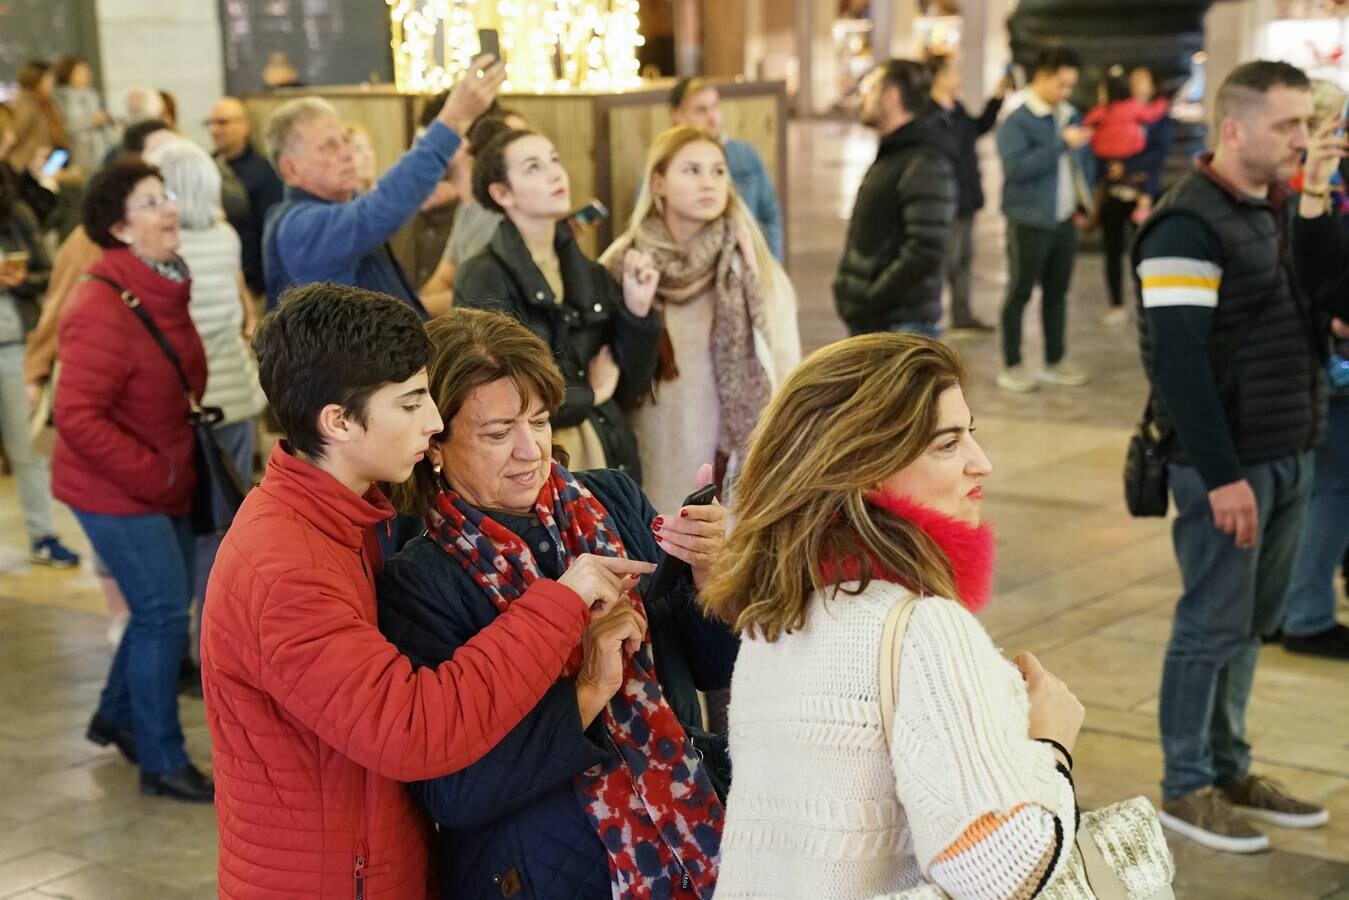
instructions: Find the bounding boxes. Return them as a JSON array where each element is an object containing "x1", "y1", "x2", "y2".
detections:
[
  {"x1": 378, "y1": 307, "x2": 737, "y2": 900},
  {"x1": 453, "y1": 128, "x2": 663, "y2": 480}
]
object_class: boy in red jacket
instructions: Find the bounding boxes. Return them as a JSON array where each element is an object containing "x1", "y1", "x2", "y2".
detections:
[{"x1": 200, "y1": 282, "x2": 651, "y2": 899}]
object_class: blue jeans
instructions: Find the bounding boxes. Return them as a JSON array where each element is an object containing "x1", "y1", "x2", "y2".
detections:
[
  {"x1": 0, "y1": 342, "x2": 56, "y2": 540},
  {"x1": 73, "y1": 508, "x2": 194, "y2": 774},
  {"x1": 1282, "y1": 399, "x2": 1349, "y2": 637},
  {"x1": 1159, "y1": 454, "x2": 1312, "y2": 799},
  {"x1": 846, "y1": 321, "x2": 942, "y2": 339}
]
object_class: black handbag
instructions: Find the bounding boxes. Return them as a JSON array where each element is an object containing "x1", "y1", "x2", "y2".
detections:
[
  {"x1": 86, "y1": 274, "x2": 249, "y2": 534},
  {"x1": 1124, "y1": 401, "x2": 1171, "y2": 517}
]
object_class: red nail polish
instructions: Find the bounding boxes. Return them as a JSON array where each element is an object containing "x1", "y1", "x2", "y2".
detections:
[
  {"x1": 653, "y1": 516, "x2": 664, "y2": 525},
  {"x1": 654, "y1": 534, "x2": 663, "y2": 542},
  {"x1": 652, "y1": 523, "x2": 661, "y2": 533},
  {"x1": 680, "y1": 510, "x2": 688, "y2": 518}
]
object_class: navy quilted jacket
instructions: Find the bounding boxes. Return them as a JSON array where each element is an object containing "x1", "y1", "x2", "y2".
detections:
[{"x1": 377, "y1": 468, "x2": 739, "y2": 900}]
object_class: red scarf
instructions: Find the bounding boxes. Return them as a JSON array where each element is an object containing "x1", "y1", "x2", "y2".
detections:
[
  {"x1": 425, "y1": 463, "x2": 723, "y2": 898},
  {"x1": 823, "y1": 491, "x2": 995, "y2": 612}
]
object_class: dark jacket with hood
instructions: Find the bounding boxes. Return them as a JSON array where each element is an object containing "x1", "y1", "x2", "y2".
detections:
[
  {"x1": 455, "y1": 220, "x2": 662, "y2": 482},
  {"x1": 833, "y1": 116, "x2": 958, "y2": 332}
]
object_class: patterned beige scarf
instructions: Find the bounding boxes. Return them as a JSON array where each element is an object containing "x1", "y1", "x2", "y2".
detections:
[{"x1": 617, "y1": 216, "x2": 771, "y2": 457}]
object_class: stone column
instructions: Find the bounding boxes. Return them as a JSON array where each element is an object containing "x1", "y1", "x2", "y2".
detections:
[{"x1": 95, "y1": 0, "x2": 225, "y2": 146}]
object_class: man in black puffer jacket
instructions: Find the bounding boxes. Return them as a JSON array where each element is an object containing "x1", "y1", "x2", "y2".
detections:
[{"x1": 833, "y1": 58, "x2": 957, "y2": 337}]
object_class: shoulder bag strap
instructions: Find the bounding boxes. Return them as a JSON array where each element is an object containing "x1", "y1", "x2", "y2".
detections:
[
  {"x1": 84, "y1": 273, "x2": 200, "y2": 411},
  {"x1": 878, "y1": 594, "x2": 922, "y2": 751}
]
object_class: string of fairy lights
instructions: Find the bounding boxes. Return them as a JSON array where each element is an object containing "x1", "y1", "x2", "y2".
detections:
[{"x1": 386, "y1": 0, "x2": 645, "y2": 93}]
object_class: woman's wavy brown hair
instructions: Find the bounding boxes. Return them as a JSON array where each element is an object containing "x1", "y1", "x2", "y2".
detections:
[
  {"x1": 699, "y1": 332, "x2": 966, "y2": 641},
  {"x1": 392, "y1": 308, "x2": 567, "y2": 521}
]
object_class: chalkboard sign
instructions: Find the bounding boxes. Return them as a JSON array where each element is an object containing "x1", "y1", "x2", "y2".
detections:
[
  {"x1": 0, "y1": 0, "x2": 99, "y2": 84},
  {"x1": 219, "y1": 0, "x2": 393, "y2": 96}
]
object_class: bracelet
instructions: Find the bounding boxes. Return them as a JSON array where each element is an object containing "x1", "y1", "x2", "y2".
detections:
[
  {"x1": 1302, "y1": 187, "x2": 1329, "y2": 200},
  {"x1": 1035, "y1": 737, "x2": 1074, "y2": 772}
]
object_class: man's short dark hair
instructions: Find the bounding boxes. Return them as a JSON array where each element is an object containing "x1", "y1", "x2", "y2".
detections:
[
  {"x1": 1032, "y1": 47, "x2": 1082, "y2": 78},
  {"x1": 472, "y1": 128, "x2": 535, "y2": 213},
  {"x1": 251, "y1": 283, "x2": 432, "y2": 460},
  {"x1": 83, "y1": 160, "x2": 163, "y2": 248},
  {"x1": 877, "y1": 59, "x2": 931, "y2": 116},
  {"x1": 1214, "y1": 60, "x2": 1311, "y2": 128},
  {"x1": 122, "y1": 119, "x2": 172, "y2": 153}
]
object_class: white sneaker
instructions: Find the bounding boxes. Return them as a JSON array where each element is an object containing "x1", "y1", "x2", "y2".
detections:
[
  {"x1": 1039, "y1": 362, "x2": 1090, "y2": 387},
  {"x1": 996, "y1": 365, "x2": 1039, "y2": 393},
  {"x1": 1102, "y1": 308, "x2": 1128, "y2": 327}
]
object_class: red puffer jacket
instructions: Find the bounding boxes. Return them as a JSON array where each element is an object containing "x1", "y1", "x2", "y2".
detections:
[
  {"x1": 201, "y1": 444, "x2": 592, "y2": 899},
  {"x1": 52, "y1": 248, "x2": 206, "y2": 516}
]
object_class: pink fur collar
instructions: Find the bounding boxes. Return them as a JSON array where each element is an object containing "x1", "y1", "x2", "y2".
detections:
[{"x1": 826, "y1": 490, "x2": 995, "y2": 613}]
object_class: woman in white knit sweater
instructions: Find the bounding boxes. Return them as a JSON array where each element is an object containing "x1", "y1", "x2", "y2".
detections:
[
  {"x1": 145, "y1": 139, "x2": 264, "y2": 629},
  {"x1": 702, "y1": 334, "x2": 1085, "y2": 899},
  {"x1": 600, "y1": 125, "x2": 800, "y2": 513}
]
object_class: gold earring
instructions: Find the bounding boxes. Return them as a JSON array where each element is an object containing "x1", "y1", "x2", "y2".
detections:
[{"x1": 432, "y1": 463, "x2": 442, "y2": 475}]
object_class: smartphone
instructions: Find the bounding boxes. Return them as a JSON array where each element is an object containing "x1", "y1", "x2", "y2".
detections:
[
  {"x1": 568, "y1": 198, "x2": 609, "y2": 227},
  {"x1": 42, "y1": 148, "x2": 69, "y2": 177},
  {"x1": 643, "y1": 483, "x2": 718, "y2": 605},
  {"x1": 478, "y1": 28, "x2": 501, "y2": 64}
]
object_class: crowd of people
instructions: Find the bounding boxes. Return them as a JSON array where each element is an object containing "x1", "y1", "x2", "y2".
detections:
[{"x1": 0, "y1": 38, "x2": 1347, "y2": 899}]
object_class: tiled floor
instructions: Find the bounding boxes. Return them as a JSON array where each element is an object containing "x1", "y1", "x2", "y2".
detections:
[{"x1": 1, "y1": 120, "x2": 1347, "y2": 898}]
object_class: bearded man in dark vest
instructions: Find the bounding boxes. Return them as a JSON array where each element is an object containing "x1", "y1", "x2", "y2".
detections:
[{"x1": 1134, "y1": 59, "x2": 1349, "y2": 855}]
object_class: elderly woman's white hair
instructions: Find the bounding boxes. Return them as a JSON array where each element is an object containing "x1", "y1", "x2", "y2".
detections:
[
  {"x1": 123, "y1": 87, "x2": 165, "y2": 124},
  {"x1": 144, "y1": 137, "x2": 223, "y2": 232}
]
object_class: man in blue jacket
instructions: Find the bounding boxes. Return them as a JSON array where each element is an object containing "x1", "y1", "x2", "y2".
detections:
[
  {"x1": 261, "y1": 57, "x2": 504, "y2": 315},
  {"x1": 669, "y1": 77, "x2": 784, "y2": 260},
  {"x1": 995, "y1": 47, "x2": 1094, "y2": 393}
]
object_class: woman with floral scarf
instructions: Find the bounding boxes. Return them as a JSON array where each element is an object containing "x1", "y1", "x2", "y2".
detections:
[{"x1": 378, "y1": 308, "x2": 739, "y2": 899}]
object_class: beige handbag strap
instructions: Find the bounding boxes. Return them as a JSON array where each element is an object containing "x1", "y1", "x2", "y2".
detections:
[{"x1": 879, "y1": 595, "x2": 921, "y2": 750}]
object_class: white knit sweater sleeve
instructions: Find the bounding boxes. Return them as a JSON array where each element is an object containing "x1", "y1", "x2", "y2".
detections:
[{"x1": 888, "y1": 598, "x2": 1078, "y2": 899}]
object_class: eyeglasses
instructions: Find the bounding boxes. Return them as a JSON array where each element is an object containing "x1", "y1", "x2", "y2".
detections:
[
  {"x1": 203, "y1": 117, "x2": 243, "y2": 127},
  {"x1": 127, "y1": 190, "x2": 177, "y2": 212}
]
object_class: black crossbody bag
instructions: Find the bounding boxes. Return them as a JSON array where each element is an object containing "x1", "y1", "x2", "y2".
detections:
[
  {"x1": 1126, "y1": 239, "x2": 1282, "y2": 517},
  {"x1": 86, "y1": 273, "x2": 249, "y2": 534}
]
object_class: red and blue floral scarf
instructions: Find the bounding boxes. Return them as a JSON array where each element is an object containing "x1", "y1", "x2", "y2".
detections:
[{"x1": 426, "y1": 463, "x2": 723, "y2": 899}]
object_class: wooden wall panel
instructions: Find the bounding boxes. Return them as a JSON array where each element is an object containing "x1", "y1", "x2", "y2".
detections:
[{"x1": 505, "y1": 95, "x2": 599, "y2": 257}]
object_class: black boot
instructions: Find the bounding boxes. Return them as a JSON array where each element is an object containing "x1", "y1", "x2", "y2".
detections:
[
  {"x1": 140, "y1": 763, "x2": 214, "y2": 803},
  {"x1": 86, "y1": 713, "x2": 138, "y2": 764}
]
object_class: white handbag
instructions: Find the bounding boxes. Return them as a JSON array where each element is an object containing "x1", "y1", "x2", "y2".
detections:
[{"x1": 878, "y1": 597, "x2": 1176, "y2": 900}]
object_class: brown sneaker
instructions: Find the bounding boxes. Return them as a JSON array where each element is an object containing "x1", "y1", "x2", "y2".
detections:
[
  {"x1": 1158, "y1": 786, "x2": 1270, "y2": 854},
  {"x1": 1219, "y1": 774, "x2": 1330, "y2": 829}
]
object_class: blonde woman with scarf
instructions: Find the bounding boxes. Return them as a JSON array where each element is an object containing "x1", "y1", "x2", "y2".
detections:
[{"x1": 601, "y1": 126, "x2": 800, "y2": 513}]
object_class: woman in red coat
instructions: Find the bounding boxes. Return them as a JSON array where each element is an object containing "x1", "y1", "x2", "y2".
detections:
[{"x1": 52, "y1": 160, "x2": 213, "y2": 802}]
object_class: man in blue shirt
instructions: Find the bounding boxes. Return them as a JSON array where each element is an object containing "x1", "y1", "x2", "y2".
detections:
[
  {"x1": 261, "y1": 58, "x2": 504, "y2": 314},
  {"x1": 668, "y1": 77, "x2": 784, "y2": 260}
]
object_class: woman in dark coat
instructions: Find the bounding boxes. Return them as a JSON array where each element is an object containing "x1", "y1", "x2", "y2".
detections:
[
  {"x1": 453, "y1": 128, "x2": 662, "y2": 481},
  {"x1": 379, "y1": 308, "x2": 737, "y2": 899}
]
